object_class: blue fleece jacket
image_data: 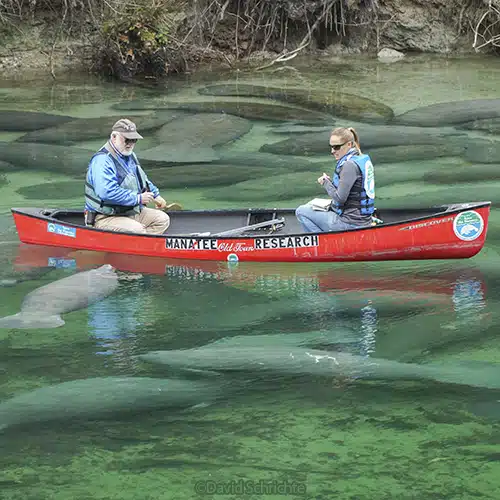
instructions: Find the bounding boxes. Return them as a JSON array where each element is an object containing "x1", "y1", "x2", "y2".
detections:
[{"x1": 85, "y1": 150, "x2": 159, "y2": 211}]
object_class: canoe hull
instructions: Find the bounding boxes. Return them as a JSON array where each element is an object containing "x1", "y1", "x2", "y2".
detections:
[{"x1": 11, "y1": 203, "x2": 490, "y2": 263}]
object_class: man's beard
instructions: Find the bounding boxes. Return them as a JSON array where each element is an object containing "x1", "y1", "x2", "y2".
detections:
[{"x1": 121, "y1": 148, "x2": 133, "y2": 156}]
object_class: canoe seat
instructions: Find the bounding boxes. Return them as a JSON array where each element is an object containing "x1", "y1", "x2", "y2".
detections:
[{"x1": 212, "y1": 217, "x2": 286, "y2": 237}]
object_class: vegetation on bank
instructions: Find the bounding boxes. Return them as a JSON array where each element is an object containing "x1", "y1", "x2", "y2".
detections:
[{"x1": 0, "y1": 0, "x2": 499, "y2": 80}]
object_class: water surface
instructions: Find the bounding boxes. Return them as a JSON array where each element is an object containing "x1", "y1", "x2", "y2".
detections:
[{"x1": 1, "y1": 55, "x2": 500, "y2": 499}]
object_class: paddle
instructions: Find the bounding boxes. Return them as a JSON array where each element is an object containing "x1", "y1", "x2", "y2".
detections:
[{"x1": 164, "y1": 202, "x2": 183, "y2": 211}]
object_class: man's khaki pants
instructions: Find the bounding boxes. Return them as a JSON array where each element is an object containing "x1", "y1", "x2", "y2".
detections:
[{"x1": 94, "y1": 207, "x2": 170, "y2": 234}]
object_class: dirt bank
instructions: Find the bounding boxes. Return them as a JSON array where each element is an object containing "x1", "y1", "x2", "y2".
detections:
[{"x1": 0, "y1": 0, "x2": 491, "y2": 80}]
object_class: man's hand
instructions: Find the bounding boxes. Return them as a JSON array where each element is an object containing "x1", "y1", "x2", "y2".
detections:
[
  {"x1": 154, "y1": 195, "x2": 167, "y2": 209},
  {"x1": 140, "y1": 191, "x2": 155, "y2": 205}
]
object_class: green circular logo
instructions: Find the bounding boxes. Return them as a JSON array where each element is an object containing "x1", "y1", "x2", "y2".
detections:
[{"x1": 453, "y1": 210, "x2": 484, "y2": 241}]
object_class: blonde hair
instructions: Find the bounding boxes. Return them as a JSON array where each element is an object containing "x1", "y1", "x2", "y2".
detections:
[{"x1": 331, "y1": 127, "x2": 361, "y2": 153}]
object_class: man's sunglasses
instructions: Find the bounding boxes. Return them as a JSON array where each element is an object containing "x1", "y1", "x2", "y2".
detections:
[
  {"x1": 330, "y1": 142, "x2": 347, "y2": 151},
  {"x1": 124, "y1": 138, "x2": 138, "y2": 145}
]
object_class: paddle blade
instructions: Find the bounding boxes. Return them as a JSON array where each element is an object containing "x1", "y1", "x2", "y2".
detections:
[{"x1": 165, "y1": 202, "x2": 183, "y2": 211}]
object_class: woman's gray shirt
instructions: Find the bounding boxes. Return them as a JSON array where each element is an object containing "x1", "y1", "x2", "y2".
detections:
[{"x1": 322, "y1": 160, "x2": 372, "y2": 226}]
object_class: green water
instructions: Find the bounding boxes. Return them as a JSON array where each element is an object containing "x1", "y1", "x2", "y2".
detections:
[{"x1": 1, "y1": 54, "x2": 500, "y2": 499}]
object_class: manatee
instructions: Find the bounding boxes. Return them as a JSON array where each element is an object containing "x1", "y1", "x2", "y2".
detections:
[
  {"x1": 139, "y1": 144, "x2": 220, "y2": 164},
  {"x1": 459, "y1": 224, "x2": 479, "y2": 237},
  {"x1": 202, "y1": 159, "x2": 462, "y2": 202},
  {"x1": 424, "y1": 163, "x2": 500, "y2": 184},
  {"x1": 0, "y1": 160, "x2": 15, "y2": 172},
  {"x1": 0, "y1": 376, "x2": 222, "y2": 431},
  {"x1": 0, "y1": 264, "x2": 119, "y2": 329},
  {"x1": 0, "y1": 110, "x2": 74, "y2": 132},
  {"x1": 197, "y1": 84, "x2": 394, "y2": 123},
  {"x1": 468, "y1": 399, "x2": 500, "y2": 421},
  {"x1": 112, "y1": 99, "x2": 175, "y2": 111},
  {"x1": 147, "y1": 150, "x2": 338, "y2": 190},
  {"x1": 154, "y1": 113, "x2": 253, "y2": 147},
  {"x1": 201, "y1": 330, "x2": 361, "y2": 350},
  {"x1": 15, "y1": 113, "x2": 176, "y2": 145},
  {"x1": 139, "y1": 346, "x2": 500, "y2": 390},
  {"x1": 141, "y1": 99, "x2": 334, "y2": 123},
  {"x1": 17, "y1": 180, "x2": 82, "y2": 200},
  {"x1": 457, "y1": 117, "x2": 500, "y2": 135},
  {"x1": 216, "y1": 151, "x2": 335, "y2": 172},
  {"x1": 368, "y1": 143, "x2": 465, "y2": 165},
  {"x1": 376, "y1": 181, "x2": 500, "y2": 209},
  {"x1": 0, "y1": 141, "x2": 94, "y2": 176},
  {"x1": 148, "y1": 163, "x2": 287, "y2": 190},
  {"x1": 0, "y1": 266, "x2": 55, "y2": 287},
  {"x1": 260, "y1": 125, "x2": 467, "y2": 156},
  {"x1": 202, "y1": 171, "x2": 318, "y2": 202},
  {"x1": 269, "y1": 124, "x2": 332, "y2": 135},
  {"x1": 393, "y1": 99, "x2": 500, "y2": 127},
  {"x1": 462, "y1": 138, "x2": 500, "y2": 164}
]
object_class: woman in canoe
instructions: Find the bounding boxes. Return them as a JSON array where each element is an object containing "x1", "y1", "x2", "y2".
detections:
[{"x1": 295, "y1": 126, "x2": 375, "y2": 233}]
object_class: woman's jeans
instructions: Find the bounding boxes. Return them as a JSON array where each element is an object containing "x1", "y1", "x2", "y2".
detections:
[{"x1": 295, "y1": 204, "x2": 358, "y2": 233}]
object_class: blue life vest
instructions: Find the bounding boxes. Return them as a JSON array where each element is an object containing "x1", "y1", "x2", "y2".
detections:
[
  {"x1": 332, "y1": 149, "x2": 375, "y2": 216},
  {"x1": 85, "y1": 143, "x2": 149, "y2": 216}
]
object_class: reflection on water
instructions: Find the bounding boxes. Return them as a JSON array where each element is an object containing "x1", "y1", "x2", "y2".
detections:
[
  {"x1": 2, "y1": 56, "x2": 500, "y2": 498},
  {"x1": 452, "y1": 275, "x2": 487, "y2": 320},
  {"x1": 360, "y1": 301, "x2": 378, "y2": 356}
]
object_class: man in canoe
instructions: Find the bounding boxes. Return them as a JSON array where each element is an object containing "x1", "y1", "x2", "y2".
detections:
[
  {"x1": 295, "y1": 126, "x2": 375, "y2": 233},
  {"x1": 84, "y1": 118, "x2": 171, "y2": 234}
]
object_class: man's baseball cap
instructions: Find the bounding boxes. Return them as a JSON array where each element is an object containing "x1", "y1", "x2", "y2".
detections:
[{"x1": 111, "y1": 118, "x2": 143, "y2": 139}]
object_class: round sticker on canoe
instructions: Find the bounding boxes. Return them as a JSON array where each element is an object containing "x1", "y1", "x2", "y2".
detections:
[
  {"x1": 453, "y1": 210, "x2": 484, "y2": 241},
  {"x1": 227, "y1": 253, "x2": 239, "y2": 263}
]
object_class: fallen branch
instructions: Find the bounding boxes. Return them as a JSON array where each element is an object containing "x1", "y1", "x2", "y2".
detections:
[{"x1": 254, "y1": 41, "x2": 309, "y2": 71}]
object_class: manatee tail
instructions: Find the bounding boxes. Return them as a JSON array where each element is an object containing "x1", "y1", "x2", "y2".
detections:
[
  {"x1": 422, "y1": 361, "x2": 500, "y2": 390},
  {"x1": 0, "y1": 312, "x2": 65, "y2": 329}
]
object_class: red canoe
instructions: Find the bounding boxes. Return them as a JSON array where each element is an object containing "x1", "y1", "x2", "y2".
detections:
[{"x1": 11, "y1": 202, "x2": 491, "y2": 263}]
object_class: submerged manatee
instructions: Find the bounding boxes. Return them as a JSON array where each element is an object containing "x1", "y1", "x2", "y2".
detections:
[
  {"x1": 201, "y1": 330, "x2": 361, "y2": 350},
  {"x1": 154, "y1": 113, "x2": 253, "y2": 147},
  {"x1": 393, "y1": 99, "x2": 500, "y2": 127},
  {"x1": 139, "y1": 113, "x2": 253, "y2": 164},
  {"x1": 0, "y1": 160, "x2": 15, "y2": 173},
  {"x1": 139, "y1": 346, "x2": 500, "y2": 390},
  {"x1": 0, "y1": 141, "x2": 93, "y2": 176},
  {"x1": 462, "y1": 138, "x2": 500, "y2": 164},
  {"x1": 17, "y1": 180, "x2": 83, "y2": 200},
  {"x1": 260, "y1": 125, "x2": 466, "y2": 156},
  {"x1": 197, "y1": 83, "x2": 394, "y2": 123},
  {"x1": 423, "y1": 163, "x2": 500, "y2": 184},
  {"x1": 0, "y1": 376, "x2": 222, "y2": 431},
  {"x1": 0, "y1": 264, "x2": 119, "y2": 329},
  {"x1": 150, "y1": 100, "x2": 333, "y2": 123},
  {"x1": 148, "y1": 163, "x2": 286, "y2": 189},
  {"x1": 376, "y1": 181, "x2": 500, "y2": 209},
  {"x1": 15, "y1": 113, "x2": 175, "y2": 145},
  {"x1": 368, "y1": 143, "x2": 465, "y2": 164},
  {"x1": 202, "y1": 171, "x2": 318, "y2": 202},
  {"x1": 0, "y1": 110, "x2": 74, "y2": 132},
  {"x1": 0, "y1": 266, "x2": 55, "y2": 287},
  {"x1": 457, "y1": 117, "x2": 500, "y2": 135}
]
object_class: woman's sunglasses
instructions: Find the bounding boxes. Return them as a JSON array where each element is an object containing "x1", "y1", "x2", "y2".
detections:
[{"x1": 330, "y1": 141, "x2": 347, "y2": 151}]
